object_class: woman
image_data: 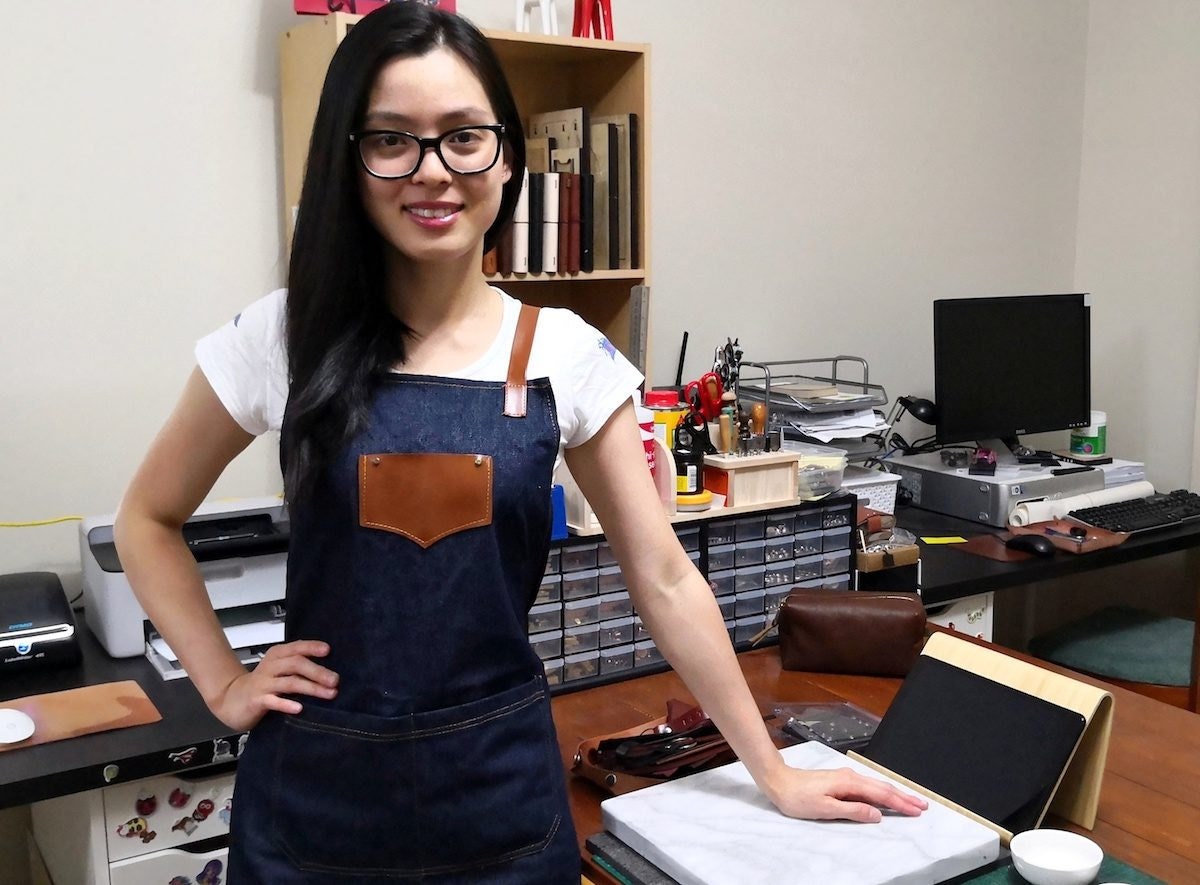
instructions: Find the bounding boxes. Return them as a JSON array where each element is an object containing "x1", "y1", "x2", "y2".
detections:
[{"x1": 114, "y1": 4, "x2": 924, "y2": 881}]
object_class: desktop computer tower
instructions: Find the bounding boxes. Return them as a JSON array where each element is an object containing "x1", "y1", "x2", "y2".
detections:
[{"x1": 890, "y1": 453, "x2": 1106, "y2": 527}]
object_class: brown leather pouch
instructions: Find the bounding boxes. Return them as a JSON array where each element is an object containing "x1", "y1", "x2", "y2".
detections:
[
  {"x1": 359, "y1": 452, "x2": 492, "y2": 549},
  {"x1": 775, "y1": 589, "x2": 926, "y2": 677},
  {"x1": 571, "y1": 699, "x2": 736, "y2": 795}
]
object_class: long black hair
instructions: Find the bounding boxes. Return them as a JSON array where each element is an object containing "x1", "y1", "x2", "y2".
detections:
[{"x1": 281, "y1": 3, "x2": 526, "y2": 504}]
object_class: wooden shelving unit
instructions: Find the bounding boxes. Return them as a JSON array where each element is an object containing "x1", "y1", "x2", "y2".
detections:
[{"x1": 279, "y1": 14, "x2": 651, "y2": 370}]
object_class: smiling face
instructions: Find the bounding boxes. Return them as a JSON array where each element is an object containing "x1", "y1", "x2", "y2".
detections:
[{"x1": 356, "y1": 48, "x2": 511, "y2": 268}]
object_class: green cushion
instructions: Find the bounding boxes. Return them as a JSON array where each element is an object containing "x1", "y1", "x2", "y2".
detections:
[{"x1": 1030, "y1": 606, "x2": 1195, "y2": 687}]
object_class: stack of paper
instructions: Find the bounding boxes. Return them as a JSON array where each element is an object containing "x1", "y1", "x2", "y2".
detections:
[
  {"x1": 1098, "y1": 459, "x2": 1146, "y2": 487},
  {"x1": 783, "y1": 408, "x2": 889, "y2": 443}
]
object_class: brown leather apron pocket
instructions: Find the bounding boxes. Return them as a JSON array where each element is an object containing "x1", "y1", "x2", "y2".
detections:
[{"x1": 359, "y1": 452, "x2": 493, "y2": 548}]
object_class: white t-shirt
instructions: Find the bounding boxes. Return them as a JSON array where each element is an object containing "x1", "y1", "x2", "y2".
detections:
[{"x1": 195, "y1": 288, "x2": 644, "y2": 459}]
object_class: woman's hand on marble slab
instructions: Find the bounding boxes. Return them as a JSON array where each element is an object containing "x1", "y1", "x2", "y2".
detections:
[{"x1": 762, "y1": 766, "x2": 929, "y2": 823}]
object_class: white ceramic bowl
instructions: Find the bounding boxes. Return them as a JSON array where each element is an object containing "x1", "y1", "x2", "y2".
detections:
[{"x1": 1010, "y1": 829, "x2": 1103, "y2": 885}]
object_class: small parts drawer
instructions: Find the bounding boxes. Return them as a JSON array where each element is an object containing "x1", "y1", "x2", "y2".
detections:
[
  {"x1": 109, "y1": 844, "x2": 228, "y2": 885},
  {"x1": 104, "y1": 769, "x2": 235, "y2": 862}
]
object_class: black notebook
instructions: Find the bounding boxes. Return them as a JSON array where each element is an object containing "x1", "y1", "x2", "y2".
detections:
[{"x1": 859, "y1": 655, "x2": 1087, "y2": 834}]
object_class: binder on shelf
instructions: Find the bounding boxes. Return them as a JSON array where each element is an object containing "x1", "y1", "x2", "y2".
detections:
[
  {"x1": 527, "y1": 172, "x2": 544, "y2": 275},
  {"x1": 589, "y1": 121, "x2": 619, "y2": 270},
  {"x1": 850, "y1": 631, "x2": 1114, "y2": 844},
  {"x1": 541, "y1": 171, "x2": 560, "y2": 274},
  {"x1": 511, "y1": 169, "x2": 530, "y2": 274},
  {"x1": 591, "y1": 113, "x2": 639, "y2": 270}
]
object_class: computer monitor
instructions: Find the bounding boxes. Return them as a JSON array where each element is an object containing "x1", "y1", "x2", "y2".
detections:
[{"x1": 933, "y1": 293, "x2": 1091, "y2": 457}]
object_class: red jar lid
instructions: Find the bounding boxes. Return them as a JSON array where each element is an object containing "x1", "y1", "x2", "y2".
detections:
[{"x1": 644, "y1": 389, "x2": 682, "y2": 408}]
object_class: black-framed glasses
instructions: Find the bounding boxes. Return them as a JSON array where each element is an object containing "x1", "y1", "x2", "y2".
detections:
[{"x1": 349, "y1": 124, "x2": 505, "y2": 179}]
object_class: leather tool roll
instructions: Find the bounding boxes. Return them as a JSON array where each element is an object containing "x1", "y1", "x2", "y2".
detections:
[
  {"x1": 776, "y1": 589, "x2": 926, "y2": 677},
  {"x1": 571, "y1": 699, "x2": 736, "y2": 796}
]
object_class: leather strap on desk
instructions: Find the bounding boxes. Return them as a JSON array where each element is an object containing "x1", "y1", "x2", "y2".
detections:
[{"x1": 0, "y1": 680, "x2": 161, "y2": 751}]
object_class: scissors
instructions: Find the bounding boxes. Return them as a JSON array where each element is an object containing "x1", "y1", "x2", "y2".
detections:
[{"x1": 684, "y1": 372, "x2": 724, "y2": 421}]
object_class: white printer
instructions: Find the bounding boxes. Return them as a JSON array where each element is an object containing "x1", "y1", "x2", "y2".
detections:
[{"x1": 81, "y1": 497, "x2": 289, "y2": 676}]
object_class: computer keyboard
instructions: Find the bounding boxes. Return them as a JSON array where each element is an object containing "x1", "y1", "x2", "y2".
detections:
[{"x1": 1068, "y1": 489, "x2": 1200, "y2": 534}]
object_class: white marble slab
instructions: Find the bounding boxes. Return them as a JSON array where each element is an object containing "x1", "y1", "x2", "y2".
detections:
[{"x1": 601, "y1": 741, "x2": 999, "y2": 885}]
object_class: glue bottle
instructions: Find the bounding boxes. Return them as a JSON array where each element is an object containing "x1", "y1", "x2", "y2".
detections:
[{"x1": 672, "y1": 416, "x2": 706, "y2": 496}]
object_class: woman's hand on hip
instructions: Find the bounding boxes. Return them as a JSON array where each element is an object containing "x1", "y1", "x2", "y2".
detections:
[
  {"x1": 209, "y1": 640, "x2": 339, "y2": 731},
  {"x1": 763, "y1": 765, "x2": 928, "y2": 823}
]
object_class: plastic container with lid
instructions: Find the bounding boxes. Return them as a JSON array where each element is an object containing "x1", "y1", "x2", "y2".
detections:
[
  {"x1": 644, "y1": 389, "x2": 688, "y2": 449},
  {"x1": 780, "y1": 439, "x2": 849, "y2": 501}
]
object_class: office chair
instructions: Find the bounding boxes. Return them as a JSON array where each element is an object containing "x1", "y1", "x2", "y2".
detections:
[{"x1": 1029, "y1": 605, "x2": 1198, "y2": 711}]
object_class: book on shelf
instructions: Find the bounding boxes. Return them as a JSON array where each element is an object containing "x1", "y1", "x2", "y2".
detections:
[
  {"x1": 495, "y1": 222, "x2": 513, "y2": 276},
  {"x1": 578, "y1": 172, "x2": 594, "y2": 273},
  {"x1": 541, "y1": 171, "x2": 560, "y2": 274},
  {"x1": 481, "y1": 246, "x2": 497, "y2": 275},
  {"x1": 589, "y1": 121, "x2": 618, "y2": 270},
  {"x1": 591, "y1": 112, "x2": 639, "y2": 270},
  {"x1": 527, "y1": 171, "x2": 544, "y2": 274},
  {"x1": 558, "y1": 171, "x2": 571, "y2": 274},
  {"x1": 563, "y1": 172, "x2": 581, "y2": 274},
  {"x1": 511, "y1": 169, "x2": 530, "y2": 274}
]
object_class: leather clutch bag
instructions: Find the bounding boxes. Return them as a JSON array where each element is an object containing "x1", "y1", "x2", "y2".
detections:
[{"x1": 775, "y1": 589, "x2": 927, "y2": 677}]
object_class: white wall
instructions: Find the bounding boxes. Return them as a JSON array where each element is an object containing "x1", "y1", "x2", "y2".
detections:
[{"x1": 1073, "y1": 0, "x2": 1200, "y2": 486}]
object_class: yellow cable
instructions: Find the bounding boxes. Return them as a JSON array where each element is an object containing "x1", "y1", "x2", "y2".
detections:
[{"x1": 0, "y1": 516, "x2": 84, "y2": 528}]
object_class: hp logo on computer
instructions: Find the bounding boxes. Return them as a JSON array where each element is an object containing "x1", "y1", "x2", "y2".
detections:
[{"x1": 15, "y1": 643, "x2": 31, "y2": 655}]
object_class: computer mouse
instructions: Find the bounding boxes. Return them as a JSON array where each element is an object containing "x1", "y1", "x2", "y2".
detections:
[{"x1": 1005, "y1": 534, "x2": 1056, "y2": 557}]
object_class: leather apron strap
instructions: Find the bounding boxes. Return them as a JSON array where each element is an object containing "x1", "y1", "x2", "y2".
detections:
[{"x1": 504, "y1": 303, "x2": 541, "y2": 418}]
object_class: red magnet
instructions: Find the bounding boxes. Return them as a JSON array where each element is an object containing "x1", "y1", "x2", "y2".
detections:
[
  {"x1": 135, "y1": 788, "x2": 157, "y2": 817},
  {"x1": 192, "y1": 798, "x2": 215, "y2": 821}
]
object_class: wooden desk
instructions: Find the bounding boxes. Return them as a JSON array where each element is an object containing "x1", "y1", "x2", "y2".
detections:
[{"x1": 553, "y1": 646, "x2": 1200, "y2": 883}]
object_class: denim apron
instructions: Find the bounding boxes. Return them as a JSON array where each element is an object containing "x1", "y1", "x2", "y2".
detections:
[{"x1": 230, "y1": 306, "x2": 581, "y2": 882}]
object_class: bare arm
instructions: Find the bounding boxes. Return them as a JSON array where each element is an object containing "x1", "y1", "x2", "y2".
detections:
[
  {"x1": 114, "y1": 368, "x2": 338, "y2": 730},
  {"x1": 564, "y1": 400, "x2": 926, "y2": 821}
]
